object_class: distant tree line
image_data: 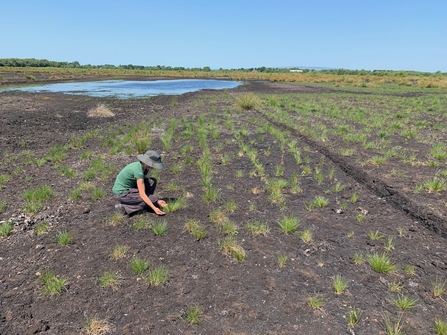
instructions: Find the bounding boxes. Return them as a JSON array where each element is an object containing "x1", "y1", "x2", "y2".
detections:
[{"x1": 0, "y1": 58, "x2": 444, "y2": 76}]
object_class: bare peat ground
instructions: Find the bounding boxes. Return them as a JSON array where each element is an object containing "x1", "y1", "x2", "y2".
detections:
[{"x1": 0, "y1": 77, "x2": 447, "y2": 335}]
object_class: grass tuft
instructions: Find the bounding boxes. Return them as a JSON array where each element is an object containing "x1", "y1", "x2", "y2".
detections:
[
  {"x1": 0, "y1": 221, "x2": 14, "y2": 238},
  {"x1": 144, "y1": 265, "x2": 169, "y2": 286},
  {"x1": 81, "y1": 316, "x2": 113, "y2": 335},
  {"x1": 368, "y1": 252, "x2": 396, "y2": 273},
  {"x1": 185, "y1": 219, "x2": 208, "y2": 240},
  {"x1": 218, "y1": 236, "x2": 246, "y2": 261},
  {"x1": 96, "y1": 271, "x2": 121, "y2": 290},
  {"x1": 277, "y1": 215, "x2": 300, "y2": 234},
  {"x1": 333, "y1": 274, "x2": 348, "y2": 294},
  {"x1": 235, "y1": 93, "x2": 261, "y2": 110},
  {"x1": 88, "y1": 103, "x2": 114, "y2": 117},
  {"x1": 40, "y1": 270, "x2": 67, "y2": 296},
  {"x1": 55, "y1": 230, "x2": 72, "y2": 246},
  {"x1": 129, "y1": 257, "x2": 149, "y2": 275}
]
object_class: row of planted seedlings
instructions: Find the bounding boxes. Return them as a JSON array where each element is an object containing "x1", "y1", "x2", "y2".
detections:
[
  {"x1": 257, "y1": 90, "x2": 447, "y2": 196},
  {"x1": 218, "y1": 100, "x2": 447, "y2": 333},
  {"x1": 0, "y1": 117, "x2": 189, "y2": 294},
  {"x1": 0, "y1": 118, "x2": 150, "y2": 220},
  {"x1": 18, "y1": 115, "x2": 201, "y2": 331}
]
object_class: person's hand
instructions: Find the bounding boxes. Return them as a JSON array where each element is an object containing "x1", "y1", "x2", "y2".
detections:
[
  {"x1": 154, "y1": 208, "x2": 166, "y2": 216},
  {"x1": 157, "y1": 200, "x2": 168, "y2": 208}
]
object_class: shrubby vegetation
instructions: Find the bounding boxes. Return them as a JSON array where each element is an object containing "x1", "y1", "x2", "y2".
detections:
[{"x1": 1, "y1": 58, "x2": 445, "y2": 76}]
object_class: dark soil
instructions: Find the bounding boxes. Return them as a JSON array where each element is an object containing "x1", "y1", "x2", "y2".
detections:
[{"x1": 1, "y1": 76, "x2": 446, "y2": 335}]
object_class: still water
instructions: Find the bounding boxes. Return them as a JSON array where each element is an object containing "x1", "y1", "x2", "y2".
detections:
[{"x1": 8, "y1": 79, "x2": 242, "y2": 98}]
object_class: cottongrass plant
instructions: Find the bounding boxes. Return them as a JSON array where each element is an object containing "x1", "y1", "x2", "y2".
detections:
[
  {"x1": 81, "y1": 316, "x2": 113, "y2": 335},
  {"x1": 110, "y1": 245, "x2": 128, "y2": 260},
  {"x1": 392, "y1": 294, "x2": 418, "y2": 311},
  {"x1": 34, "y1": 222, "x2": 49, "y2": 236},
  {"x1": 306, "y1": 295, "x2": 324, "y2": 309},
  {"x1": 96, "y1": 271, "x2": 121, "y2": 290},
  {"x1": 245, "y1": 221, "x2": 270, "y2": 236},
  {"x1": 164, "y1": 197, "x2": 187, "y2": 213},
  {"x1": 185, "y1": 220, "x2": 208, "y2": 241},
  {"x1": 150, "y1": 220, "x2": 168, "y2": 236},
  {"x1": 0, "y1": 221, "x2": 13, "y2": 238},
  {"x1": 144, "y1": 265, "x2": 169, "y2": 286},
  {"x1": 129, "y1": 257, "x2": 149, "y2": 275},
  {"x1": 218, "y1": 236, "x2": 246, "y2": 261},
  {"x1": 277, "y1": 254, "x2": 288, "y2": 267},
  {"x1": 40, "y1": 270, "x2": 68, "y2": 296},
  {"x1": 299, "y1": 229, "x2": 313, "y2": 243},
  {"x1": 432, "y1": 277, "x2": 447, "y2": 298},
  {"x1": 235, "y1": 93, "x2": 261, "y2": 110},
  {"x1": 333, "y1": 274, "x2": 349, "y2": 294},
  {"x1": 368, "y1": 253, "x2": 396, "y2": 273},
  {"x1": 347, "y1": 309, "x2": 361, "y2": 328},
  {"x1": 435, "y1": 319, "x2": 447, "y2": 335},
  {"x1": 56, "y1": 230, "x2": 72, "y2": 246},
  {"x1": 277, "y1": 216, "x2": 300, "y2": 234},
  {"x1": 185, "y1": 305, "x2": 201, "y2": 325}
]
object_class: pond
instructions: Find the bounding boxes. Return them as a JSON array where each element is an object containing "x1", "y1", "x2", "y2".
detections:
[{"x1": 5, "y1": 79, "x2": 242, "y2": 99}]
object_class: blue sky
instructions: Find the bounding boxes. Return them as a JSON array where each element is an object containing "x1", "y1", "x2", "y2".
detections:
[{"x1": 2, "y1": 0, "x2": 446, "y2": 72}]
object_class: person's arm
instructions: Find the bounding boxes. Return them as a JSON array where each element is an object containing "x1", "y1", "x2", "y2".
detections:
[{"x1": 136, "y1": 178, "x2": 165, "y2": 215}]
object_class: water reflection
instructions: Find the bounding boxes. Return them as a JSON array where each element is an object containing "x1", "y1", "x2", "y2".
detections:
[{"x1": 8, "y1": 79, "x2": 242, "y2": 98}]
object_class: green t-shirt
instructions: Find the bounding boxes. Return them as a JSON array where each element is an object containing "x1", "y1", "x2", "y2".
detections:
[{"x1": 112, "y1": 161, "x2": 145, "y2": 195}]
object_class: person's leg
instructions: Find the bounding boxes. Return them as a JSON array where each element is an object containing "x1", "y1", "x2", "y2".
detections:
[{"x1": 116, "y1": 189, "x2": 148, "y2": 215}]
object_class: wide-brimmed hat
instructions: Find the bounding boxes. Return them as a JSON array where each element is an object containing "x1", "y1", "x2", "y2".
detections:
[{"x1": 137, "y1": 150, "x2": 165, "y2": 169}]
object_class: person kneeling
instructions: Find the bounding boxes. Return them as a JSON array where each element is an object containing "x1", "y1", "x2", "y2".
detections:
[{"x1": 112, "y1": 150, "x2": 167, "y2": 216}]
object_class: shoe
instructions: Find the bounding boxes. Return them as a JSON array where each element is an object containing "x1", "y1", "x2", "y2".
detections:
[{"x1": 115, "y1": 203, "x2": 126, "y2": 215}]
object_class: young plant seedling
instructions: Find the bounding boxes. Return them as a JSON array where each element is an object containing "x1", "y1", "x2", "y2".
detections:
[
  {"x1": 368, "y1": 252, "x2": 396, "y2": 273},
  {"x1": 218, "y1": 236, "x2": 246, "y2": 261},
  {"x1": 150, "y1": 220, "x2": 168, "y2": 236},
  {"x1": 401, "y1": 264, "x2": 414, "y2": 276},
  {"x1": 129, "y1": 257, "x2": 149, "y2": 275},
  {"x1": 432, "y1": 277, "x2": 447, "y2": 298},
  {"x1": 97, "y1": 270, "x2": 121, "y2": 290},
  {"x1": 306, "y1": 295, "x2": 324, "y2": 309},
  {"x1": 367, "y1": 230, "x2": 384, "y2": 241},
  {"x1": 202, "y1": 187, "x2": 220, "y2": 203},
  {"x1": 185, "y1": 220, "x2": 208, "y2": 241},
  {"x1": 82, "y1": 316, "x2": 113, "y2": 335},
  {"x1": 277, "y1": 216, "x2": 300, "y2": 234},
  {"x1": 333, "y1": 274, "x2": 348, "y2": 294},
  {"x1": 312, "y1": 196, "x2": 329, "y2": 208},
  {"x1": 185, "y1": 305, "x2": 201, "y2": 325},
  {"x1": 210, "y1": 209, "x2": 228, "y2": 224},
  {"x1": 277, "y1": 254, "x2": 288, "y2": 267},
  {"x1": 133, "y1": 217, "x2": 149, "y2": 230},
  {"x1": 110, "y1": 245, "x2": 128, "y2": 260},
  {"x1": 245, "y1": 221, "x2": 270, "y2": 236},
  {"x1": 353, "y1": 253, "x2": 364, "y2": 265},
  {"x1": 217, "y1": 221, "x2": 238, "y2": 236},
  {"x1": 434, "y1": 319, "x2": 447, "y2": 335},
  {"x1": 164, "y1": 198, "x2": 187, "y2": 213},
  {"x1": 224, "y1": 199, "x2": 237, "y2": 213},
  {"x1": 144, "y1": 265, "x2": 169, "y2": 286},
  {"x1": 392, "y1": 294, "x2": 418, "y2": 311},
  {"x1": 347, "y1": 309, "x2": 361, "y2": 328},
  {"x1": 108, "y1": 212, "x2": 125, "y2": 226},
  {"x1": 40, "y1": 270, "x2": 68, "y2": 296},
  {"x1": 299, "y1": 230, "x2": 313, "y2": 243},
  {"x1": 383, "y1": 312, "x2": 404, "y2": 335},
  {"x1": 384, "y1": 236, "x2": 395, "y2": 251},
  {"x1": 0, "y1": 221, "x2": 14, "y2": 238},
  {"x1": 34, "y1": 222, "x2": 50, "y2": 236},
  {"x1": 55, "y1": 230, "x2": 72, "y2": 246}
]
